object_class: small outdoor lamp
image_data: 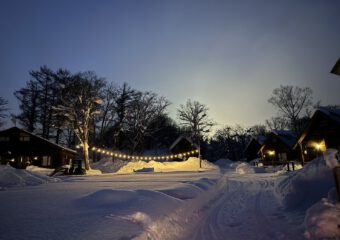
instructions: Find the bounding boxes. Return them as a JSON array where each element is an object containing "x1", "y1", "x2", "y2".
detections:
[
  {"x1": 268, "y1": 150, "x2": 275, "y2": 156},
  {"x1": 330, "y1": 58, "x2": 340, "y2": 75}
]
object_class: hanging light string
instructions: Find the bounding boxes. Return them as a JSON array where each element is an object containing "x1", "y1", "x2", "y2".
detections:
[{"x1": 75, "y1": 144, "x2": 199, "y2": 161}]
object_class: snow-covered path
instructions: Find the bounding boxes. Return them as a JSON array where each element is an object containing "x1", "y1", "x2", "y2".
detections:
[
  {"x1": 184, "y1": 173, "x2": 305, "y2": 240},
  {"x1": 0, "y1": 170, "x2": 307, "y2": 240},
  {"x1": 136, "y1": 172, "x2": 305, "y2": 240}
]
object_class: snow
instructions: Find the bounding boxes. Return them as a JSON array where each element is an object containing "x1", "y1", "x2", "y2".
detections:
[
  {"x1": 324, "y1": 148, "x2": 339, "y2": 169},
  {"x1": 115, "y1": 157, "x2": 218, "y2": 173},
  {"x1": 0, "y1": 164, "x2": 59, "y2": 190},
  {"x1": 0, "y1": 152, "x2": 339, "y2": 239},
  {"x1": 275, "y1": 157, "x2": 335, "y2": 210},
  {"x1": 26, "y1": 165, "x2": 55, "y2": 175},
  {"x1": 304, "y1": 198, "x2": 340, "y2": 239}
]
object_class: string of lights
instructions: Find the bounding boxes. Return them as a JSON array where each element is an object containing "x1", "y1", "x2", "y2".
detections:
[{"x1": 75, "y1": 144, "x2": 199, "y2": 161}]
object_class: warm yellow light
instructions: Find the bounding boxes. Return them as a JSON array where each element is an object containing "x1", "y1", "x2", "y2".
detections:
[
  {"x1": 92, "y1": 147, "x2": 96, "y2": 151},
  {"x1": 268, "y1": 150, "x2": 275, "y2": 156}
]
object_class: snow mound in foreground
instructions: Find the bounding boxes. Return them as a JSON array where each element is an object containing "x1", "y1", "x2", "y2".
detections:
[
  {"x1": 116, "y1": 157, "x2": 218, "y2": 174},
  {"x1": 275, "y1": 157, "x2": 335, "y2": 210},
  {"x1": 304, "y1": 198, "x2": 340, "y2": 239},
  {"x1": 0, "y1": 165, "x2": 59, "y2": 190}
]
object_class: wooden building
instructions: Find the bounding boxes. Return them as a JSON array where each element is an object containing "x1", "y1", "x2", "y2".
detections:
[
  {"x1": 169, "y1": 135, "x2": 199, "y2": 160},
  {"x1": 244, "y1": 135, "x2": 266, "y2": 161},
  {"x1": 259, "y1": 130, "x2": 298, "y2": 166},
  {"x1": 294, "y1": 107, "x2": 340, "y2": 164},
  {"x1": 0, "y1": 127, "x2": 76, "y2": 169}
]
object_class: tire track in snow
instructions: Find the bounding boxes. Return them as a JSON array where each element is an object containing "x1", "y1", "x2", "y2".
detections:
[
  {"x1": 135, "y1": 173, "x2": 304, "y2": 240},
  {"x1": 133, "y1": 175, "x2": 229, "y2": 240}
]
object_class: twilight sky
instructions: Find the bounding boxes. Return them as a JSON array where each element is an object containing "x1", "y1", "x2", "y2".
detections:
[{"x1": 1, "y1": 0, "x2": 340, "y2": 129}]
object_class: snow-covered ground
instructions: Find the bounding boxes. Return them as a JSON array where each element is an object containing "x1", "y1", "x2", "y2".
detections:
[{"x1": 0, "y1": 155, "x2": 338, "y2": 240}]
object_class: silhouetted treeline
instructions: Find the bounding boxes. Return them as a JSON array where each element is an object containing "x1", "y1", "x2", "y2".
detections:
[{"x1": 7, "y1": 66, "x2": 319, "y2": 161}]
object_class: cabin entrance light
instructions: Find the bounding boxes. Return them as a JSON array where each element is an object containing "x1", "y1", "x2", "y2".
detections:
[
  {"x1": 268, "y1": 150, "x2": 275, "y2": 156},
  {"x1": 330, "y1": 58, "x2": 340, "y2": 76}
]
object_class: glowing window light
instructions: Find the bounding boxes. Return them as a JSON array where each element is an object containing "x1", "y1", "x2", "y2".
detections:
[{"x1": 268, "y1": 150, "x2": 275, "y2": 156}]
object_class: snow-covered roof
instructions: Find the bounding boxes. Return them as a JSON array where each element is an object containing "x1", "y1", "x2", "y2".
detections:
[
  {"x1": 244, "y1": 135, "x2": 266, "y2": 153},
  {"x1": 0, "y1": 127, "x2": 77, "y2": 154},
  {"x1": 317, "y1": 106, "x2": 340, "y2": 124},
  {"x1": 272, "y1": 130, "x2": 297, "y2": 148},
  {"x1": 169, "y1": 135, "x2": 199, "y2": 151},
  {"x1": 256, "y1": 135, "x2": 267, "y2": 145}
]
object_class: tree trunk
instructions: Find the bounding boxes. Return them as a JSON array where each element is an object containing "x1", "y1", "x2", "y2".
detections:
[{"x1": 83, "y1": 141, "x2": 90, "y2": 171}]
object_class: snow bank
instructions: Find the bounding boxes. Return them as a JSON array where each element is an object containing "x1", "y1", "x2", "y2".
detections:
[
  {"x1": 235, "y1": 162, "x2": 256, "y2": 174},
  {"x1": 304, "y1": 198, "x2": 340, "y2": 239},
  {"x1": 0, "y1": 165, "x2": 59, "y2": 190},
  {"x1": 26, "y1": 165, "x2": 55, "y2": 176},
  {"x1": 275, "y1": 157, "x2": 335, "y2": 210},
  {"x1": 324, "y1": 148, "x2": 339, "y2": 169},
  {"x1": 86, "y1": 168, "x2": 102, "y2": 175},
  {"x1": 116, "y1": 157, "x2": 218, "y2": 174},
  {"x1": 91, "y1": 157, "x2": 128, "y2": 173}
]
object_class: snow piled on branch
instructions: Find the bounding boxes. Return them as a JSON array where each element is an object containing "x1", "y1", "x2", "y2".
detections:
[{"x1": 0, "y1": 165, "x2": 59, "y2": 190}]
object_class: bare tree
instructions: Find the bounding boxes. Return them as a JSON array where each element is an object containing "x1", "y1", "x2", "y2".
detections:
[
  {"x1": 177, "y1": 99, "x2": 214, "y2": 142},
  {"x1": 125, "y1": 91, "x2": 170, "y2": 153},
  {"x1": 0, "y1": 97, "x2": 9, "y2": 127},
  {"x1": 265, "y1": 116, "x2": 289, "y2": 131},
  {"x1": 96, "y1": 82, "x2": 118, "y2": 142},
  {"x1": 30, "y1": 66, "x2": 57, "y2": 139},
  {"x1": 54, "y1": 72, "x2": 105, "y2": 171},
  {"x1": 268, "y1": 85, "x2": 313, "y2": 133},
  {"x1": 111, "y1": 83, "x2": 136, "y2": 150},
  {"x1": 14, "y1": 80, "x2": 40, "y2": 132}
]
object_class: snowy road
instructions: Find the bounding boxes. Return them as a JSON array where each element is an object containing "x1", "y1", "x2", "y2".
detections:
[
  {"x1": 136, "y1": 172, "x2": 305, "y2": 240},
  {"x1": 0, "y1": 170, "x2": 306, "y2": 240}
]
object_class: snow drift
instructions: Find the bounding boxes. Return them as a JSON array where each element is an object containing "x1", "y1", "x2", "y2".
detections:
[
  {"x1": 116, "y1": 157, "x2": 218, "y2": 174},
  {"x1": 275, "y1": 157, "x2": 335, "y2": 210},
  {"x1": 0, "y1": 165, "x2": 59, "y2": 190}
]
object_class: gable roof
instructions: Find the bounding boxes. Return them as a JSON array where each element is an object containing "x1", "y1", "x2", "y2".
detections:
[
  {"x1": 294, "y1": 106, "x2": 340, "y2": 148},
  {"x1": 272, "y1": 130, "x2": 297, "y2": 149},
  {"x1": 244, "y1": 135, "x2": 266, "y2": 153},
  {"x1": 317, "y1": 106, "x2": 340, "y2": 124},
  {"x1": 169, "y1": 135, "x2": 199, "y2": 151},
  {"x1": 0, "y1": 127, "x2": 77, "y2": 154}
]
